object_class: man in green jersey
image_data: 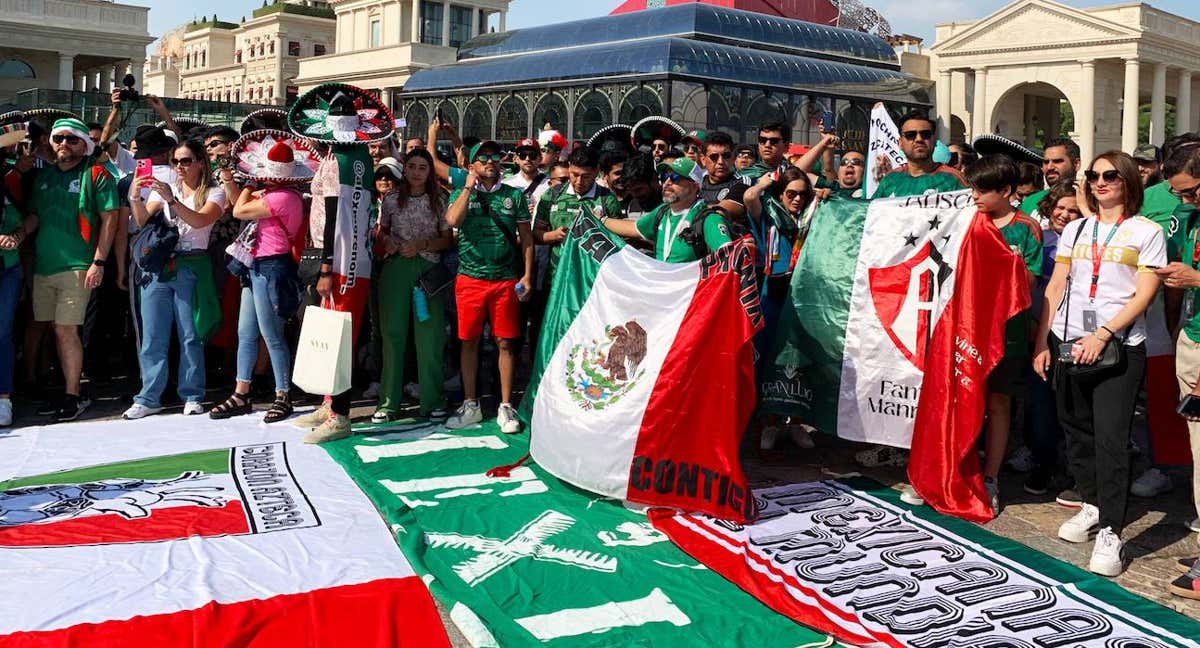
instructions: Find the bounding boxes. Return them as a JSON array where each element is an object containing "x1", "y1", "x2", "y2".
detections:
[
  {"x1": 604, "y1": 157, "x2": 732, "y2": 263},
  {"x1": 534, "y1": 146, "x2": 622, "y2": 281},
  {"x1": 444, "y1": 140, "x2": 534, "y2": 435},
  {"x1": 22, "y1": 117, "x2": 118, "y2": 422},
  {"x1": 1019, "y1": 138, "x2": 1081, "y2": 221},
  {"x1": 873, "y1": 110, "x2": 967, "y2": 198},
  {"x1": 736, "y1": 121, "x2": 792, "y2": 182},
  {"x1": 797, "y1": 132, "x2": 865, "y2": 199}
]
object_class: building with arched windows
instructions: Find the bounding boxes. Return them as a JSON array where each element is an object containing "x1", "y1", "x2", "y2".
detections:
[{"x1": 396, "y1": 3, "x2": 930, "y2": 149}]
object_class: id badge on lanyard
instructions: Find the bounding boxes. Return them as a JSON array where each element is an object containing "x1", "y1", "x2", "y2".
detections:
[{"x1": 1084, "y1": 217, "x2": 1123, "y2": 330}]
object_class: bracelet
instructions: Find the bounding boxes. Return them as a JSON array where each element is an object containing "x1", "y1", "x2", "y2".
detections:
[{"x1": 1099, "y1": 325, "x2": 1116, "y2": 339}]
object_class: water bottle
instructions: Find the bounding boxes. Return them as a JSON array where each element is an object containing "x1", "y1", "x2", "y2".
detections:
[
  {"x1": 413, "y1": 286, "x2": 430, "y2": 322},
  {"x1": 514, "y1": 282, "x2": 527, "y2": 299}
]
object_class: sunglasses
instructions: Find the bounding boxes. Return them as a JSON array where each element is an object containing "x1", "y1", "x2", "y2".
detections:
[
  {"x1": 684, "y1": 144, "x2": 701, "y2": 153},
  {"x1": 473, "y1": 153, "x2": 502, "y2": 163},
  {"x1": 171, "y1": 157, "x2": 195, "y2": 167},
  {"x1": 783, "y1": 189, "x2": 811, "y2": 201},
  {"x1": 1169, "y1": 181, "x2": 1200, "y2": 200},
  {"x1": 735, "y1": 151, "x2": 755, "y2": 158},
  {"x1": 706, "y1": 151, "x2": 733, "y2": 162},
  {"x1": 515, "y1": 152, "x2": 538, "y2": 160},
  {"x1": 1084, "y1": 169, "x2": 1122, "y2": 184},
  {"x1": 652, "y1": 143, "x2": 669, "y2": 151},
  {"x1": 51, "y1": 134, "x2": 82, "y2": 145},
  {"x1": 901, "y1": 129, "x2": 934, "y2": 141},
  {"x1": 205, "y1": 140, "x2": 230, "y2": 149},
  {"x1": 842, "y1": 158, "x2": 864, "y2": 168},
  {"x1": 660, "y1": 171, "x2": 687, "y2": 184},
  {"x1": 758, "y1": 136, "x2": 783, "y2": 146}
]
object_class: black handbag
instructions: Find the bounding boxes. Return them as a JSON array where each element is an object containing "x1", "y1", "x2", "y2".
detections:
[
  {"x1": 1058, "y1": 220, "x2": 1127, "y2": 378},
  {"x1": 418, "y1": 261, "x2": 454, "y2": 297},
  {"x1": 297, "y1": 246, "x2": 325, "y2": 287}
]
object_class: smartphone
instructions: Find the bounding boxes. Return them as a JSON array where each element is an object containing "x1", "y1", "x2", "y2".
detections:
[
  {"x1": 436, "y1": 108, "x2": 444, "y2": 125},
  {"x1": 135, "y1": 158, "x2": 152, "y2": 180},
  {"x1": 820, "y1": 110, "x2": 835, "y2": 134},
  {"x1": 1177, "y1": 394, "x2": 1200, "y2": 417},
  {"x1": 1058, "y1": 342, "x2": 1077, "y2": 364}
]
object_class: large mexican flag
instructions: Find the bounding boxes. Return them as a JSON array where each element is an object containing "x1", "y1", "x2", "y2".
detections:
[
  {"x1": 0, "y1": 416, "x2": 447, "y2": 647},
  {"x1": 521, "y1": 214, "x2": 761, "y2": 522},
  {"x1": 761, "y1": 193, "x2": 1028, "y2": 521}
]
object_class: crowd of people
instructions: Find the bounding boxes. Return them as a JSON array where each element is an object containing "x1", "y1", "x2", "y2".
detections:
[{"x1": 0, "y1": 83, "x2": 1197, "y2": 598}]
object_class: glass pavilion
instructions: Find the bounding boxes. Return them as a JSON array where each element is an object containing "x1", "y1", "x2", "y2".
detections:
[{"x1": 397, "y1": 3, "x2": 931, "y2": 152}]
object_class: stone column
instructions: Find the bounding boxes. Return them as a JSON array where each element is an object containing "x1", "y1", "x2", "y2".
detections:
[
  {"x1": 99, "y1": 66, "x2": 112, "y2": 95},
  {"x1": 1121, "y1": 57, "x2": 1140, "y2": 153},
  {"x1": 499, "y1": 11, "x2": 506, "y2": 32},
  {"x1": 411, "y1": 0, "x2": 421, "y2": 42},
  {"x1": 971, "y1": 67, "x2": 988, "y2": 139},
  {"x1": 57, "y1": 52, "x2": 76, "y2": 91},
  {"x1": 1177, "y1": 69, "x2": 1192, "y2": 137},
  {"x1": 935, "y1": 69, "x2": 952, "y2": 143},
  {"x1": 1023, "y1": 94, "x2": 1038, "y2": 145},
  {"x1": 129, "y1": 57, "x2": 145, "y2": 88},
  {"x1": 1150, "y1": 62, "x2": 1167, "y2": 146},
  {"x1": 1078, "y1": 60, "x2": 1096, "y2": 170},
  {"x1": 441, "y1": 0, "x2": 451, "y2": 46}
]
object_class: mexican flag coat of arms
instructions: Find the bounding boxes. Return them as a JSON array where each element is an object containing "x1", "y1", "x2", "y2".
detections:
[{"x1": 521, "y1": 213, "x2": 762, "y2": 522}]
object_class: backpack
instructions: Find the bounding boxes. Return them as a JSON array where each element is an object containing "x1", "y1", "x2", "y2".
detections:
[{"x1": 652, "y1": 204, "x2": 727, "y2": 259}]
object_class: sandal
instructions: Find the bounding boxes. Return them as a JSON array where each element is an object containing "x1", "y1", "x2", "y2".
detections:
[
  {"x1": 264, "y1": 393, "x2": 294, "y2": 424},
  {"x1": 209, "y1": 393, "x2": 252, "y2": 420}
]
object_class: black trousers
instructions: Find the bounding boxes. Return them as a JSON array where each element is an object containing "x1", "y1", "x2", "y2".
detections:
[{"x1": 1052, "y1": 336, "x2": 1146, "y2": 534}]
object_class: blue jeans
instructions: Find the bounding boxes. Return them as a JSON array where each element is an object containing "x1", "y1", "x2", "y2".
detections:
[
  {"x1": 237, "y1": 266, "x2": 291, "y2": 392},
  {"x1": 0, "y1": 263, "x2": 20, "y2": 395},
  {"x1": 136, "y1": 265, "x2": 205, "y2": 407}
]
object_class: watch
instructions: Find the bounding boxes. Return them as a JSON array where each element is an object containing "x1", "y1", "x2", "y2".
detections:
[{"x1": 92, "y1": 259, "x2": 106, "y2": 268}]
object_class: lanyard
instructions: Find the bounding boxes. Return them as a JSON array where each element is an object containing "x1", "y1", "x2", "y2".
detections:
[
  {"x1": 1089, "y1": 216, "x2": 1124, "y2": 301},
  {"x1": 662, "y1": 204, "x2": 701, "y2": 259}
]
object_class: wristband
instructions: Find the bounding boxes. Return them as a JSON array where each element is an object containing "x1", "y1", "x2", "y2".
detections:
[
  {"x1": 92, "y1": 259, "x2": 106, "y2": 268},
  {"x1": 1099, "y1": 325, "x2": 1116, "y2": 339}
]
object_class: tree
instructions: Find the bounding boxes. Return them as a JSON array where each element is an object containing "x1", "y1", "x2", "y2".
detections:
[{"x1": 1138, "y1": 103, "x2": 1175, "y2": 145}]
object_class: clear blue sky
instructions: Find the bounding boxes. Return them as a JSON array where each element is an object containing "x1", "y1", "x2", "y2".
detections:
[{"x1": 131, "y1": 0, "x2": 1200, "y2": 48}]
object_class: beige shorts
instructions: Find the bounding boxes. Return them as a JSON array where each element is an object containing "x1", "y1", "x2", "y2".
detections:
[{"x1": 32, "y1": 270, "x2": 90, "y2": 325}]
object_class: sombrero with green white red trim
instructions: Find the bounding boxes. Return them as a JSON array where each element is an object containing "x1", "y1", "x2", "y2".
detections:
[
  {"x1": 287, "y1": 83, "x2": 394, "y2": 145},
  {"x1": 631, "y1": 115, "x2": 685, "y2": 154},
  {"x1": 240, "y1": 108, "x2": 287, "y2": 135},
  {"x1": 23, "y1": 108, "x2": 78, "y2": 140},
  {"x1": 586, "y1": 123, "x2": 633, "y2": 155},
  {"x1": 0, "y1": 111, "x2": 27, "y2": 148},
  {"x1": 231, "y1": 129, "x2": 320, "y2": 186}
]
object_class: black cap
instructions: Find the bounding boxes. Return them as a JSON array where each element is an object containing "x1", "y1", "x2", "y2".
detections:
[{"x1": 133, "y1": 126, "x2": 176, "y2": 160}]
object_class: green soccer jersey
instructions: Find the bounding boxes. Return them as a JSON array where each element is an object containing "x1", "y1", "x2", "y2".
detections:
[
  {"x1": 1142, "y1": 181, "x2": 1181, "y2": 241},
  {"x1": 872, "y1": 165, "x2": 966, "y2": 199},
  {"x1": 449, "y1": 182, "x2": 530, "y2": 281},
  {"x1": 815, "y1": 176, "x2": 863, "y2": 199},
  {"x1": 635, "y1": 200, "x2": 732, "y2": 263},
  {"x1": 535, "y1": 183, "x2": 623, "y2": 278},
  {"x1": 999, "y1": 212, "x2": 1044, "y2": 357},
  {"x1": 31, "y1": 157, "x2": 117, "y2": 276},
  {"x1": 1018, "y1": 188, "x2": 1049, "y2": 221}
]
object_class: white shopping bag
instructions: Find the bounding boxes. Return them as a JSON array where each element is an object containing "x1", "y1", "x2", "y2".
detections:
[{"x1": 293, "y1": 305, "x2": 353, "y2": 396}]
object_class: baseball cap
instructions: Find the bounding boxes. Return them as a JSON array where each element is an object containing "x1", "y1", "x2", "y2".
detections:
[
  {"x1": 683, "y1": 130, "x2": 707, "y2": 148},
  {"x1": 656, "y1": 157, "x2": 706, "y2": 184},
  {"x1": 468, "y1": 140, "x2": 501, "y2": 163},
  {"x1": 1132, "y1": 143, "x2": 1161, "y2": 162},
  {"x1": 374, "y1": 156, "x2": 403, "y2": 181},
  {"x1": 514, "y1": 138, "x2": 540, "y2": 153}
]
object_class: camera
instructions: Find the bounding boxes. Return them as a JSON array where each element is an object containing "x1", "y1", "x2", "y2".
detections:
[{"x1": 118, "y1": 74, "x2": 140, "y2": 102}]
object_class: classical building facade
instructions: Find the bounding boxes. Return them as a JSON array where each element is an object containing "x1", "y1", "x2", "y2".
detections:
[
  {"x1": 929, "y1": 0, "x2": 1200, "y2": 165},
  {"x1": 293, "y1": 0, "x2": 511, "y2": 105},
  {"x1": 0, "y1": 0, "x2": 153, "y2": 106},
  {"x1": 144, "y1": 1, "x2": 336, "y2": 106}
]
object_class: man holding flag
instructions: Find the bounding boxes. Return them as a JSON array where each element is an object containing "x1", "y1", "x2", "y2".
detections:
[{"x1": 873, "y1": 111, "x2": 966, "y2": 199}]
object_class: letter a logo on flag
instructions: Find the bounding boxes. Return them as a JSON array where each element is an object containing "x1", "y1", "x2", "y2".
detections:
[{"x1": 868, "y1": 241, "x2": 952, "y2": 370}]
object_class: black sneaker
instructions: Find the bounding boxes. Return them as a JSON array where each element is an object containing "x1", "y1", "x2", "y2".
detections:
[
  {"x1": 1055, "y1": 488, "x2": 1083, "y2": 508},
  {"x1": 54, "y1": 394, "x2": 90, "y2": 422},
  {"x1": 36, "y1": 398, "x2": 61, "y2": 416},
  {"x1": 1024, "y1": 466, "x2": 1051, "y2": 495},
  {"x1": 1176, "y1": 557, "x2": 1198, "y2": 574}
]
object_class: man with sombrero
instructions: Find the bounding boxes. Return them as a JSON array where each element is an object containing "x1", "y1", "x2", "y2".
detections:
[{"x1": 632, "y1": 116, "x2": 684, "y2": 165}]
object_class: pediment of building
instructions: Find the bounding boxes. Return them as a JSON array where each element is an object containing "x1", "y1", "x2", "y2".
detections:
[{"x1": 932, "y1": 0, "x2": 1138, "y2": 55}]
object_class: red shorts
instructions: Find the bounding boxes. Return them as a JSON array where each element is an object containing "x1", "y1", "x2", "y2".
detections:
[
  {"x1": 456, "y1": 275, "x2": 520, "y2": 340},
  {"x1": 325, "y1": 275, "x2": 371, "y2": 346}
]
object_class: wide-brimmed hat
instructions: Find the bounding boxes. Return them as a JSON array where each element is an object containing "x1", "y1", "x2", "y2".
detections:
[
  {"x1": 158, "y1": 118, "x2": 209, "y2": 140},
  {"x1": 632, "y1": 116, "x2": 685, "y2": 153},
  {"x1": 287, "y1": 83, "x2": 394, "y2": 145},
  {"x1": 231, "y1": 129, "x2": 320, "y2": 186},
  {"x1": 23, "y1": 108, "x2": 79, "y2": 140},
  {"x1": 586, "y1": 124, "x2": 633, "y2": 155},
  {"x1": 240, "y1": 108, "x2": 288, "y2": 135},
  {"x1": 972, "y1": 133, "x2": 1043, "y2": 165},
  {"x1": 0, "y1": 111, "x2": 27, "y2": 148}
]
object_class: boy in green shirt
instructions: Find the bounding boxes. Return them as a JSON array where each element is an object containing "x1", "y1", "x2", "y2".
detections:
[
  {"x1": 967, "y1": 155, "x2": 1043, "y2": 517},
  {"x1": 534, "y1": 146, "x2": 623, "y2": 280}
]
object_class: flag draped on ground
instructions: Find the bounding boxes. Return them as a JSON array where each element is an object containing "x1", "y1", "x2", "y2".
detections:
[
  {"x1": 653, "y1": 479, "x2": 1200, "y2": 648},
  {"x1": 761, "y1": 193, "x2": 1028, "y2": 521},
  {"x1": 0, "y1": 416, "x2": 447, "y2": 647},
  {"x1": 521, "y1": 214, "x2": 762, "y2": 522},
  {"x1": 324, "y1": 419, "x2": 832, "y2": 648}
]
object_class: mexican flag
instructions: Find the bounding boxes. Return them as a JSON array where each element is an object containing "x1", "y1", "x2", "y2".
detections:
[
  {"x1": 521, "y1": 214, "x2": 762, "y2": 522},
  {"x1": 761, "y1": 193, "x2": 1028, "y2": 522},
  {"x1": 0, "y1": 417, "x2": 448, "y2": 647}
]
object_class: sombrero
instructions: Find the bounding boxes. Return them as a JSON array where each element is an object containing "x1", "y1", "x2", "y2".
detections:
[
  {"x1": 158, "y1": 118, "x2": 209, "y2": 139},
  {"x1": 586, "y1": 124, "x2": 633, "y2": 155},
  {"x1": 23, "y1": 108, "x2": 78, "y2": 140},
  {"x1": 287, "y1": 83, "x2": 394, "y2": 145},
  {"x1": 973, "y1": 133, "x2": 1043, "y2": 165},
  {"x1": 0, "y1": 111, "x2": 27, "y2": 148},
  {"x1": 240, "y1": 108, "x2": 288, "y2": 135},
  {"x1": 631, "y1": 116, "x2": 685, "y2": 153},
  {"x1": 231, "y1": 129, "x2": 320, "y2": 186}
]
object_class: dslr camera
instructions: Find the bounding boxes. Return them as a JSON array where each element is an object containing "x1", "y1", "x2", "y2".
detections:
[{"x1": 118, "y1": 74, "x2": 140, "y2": 102}]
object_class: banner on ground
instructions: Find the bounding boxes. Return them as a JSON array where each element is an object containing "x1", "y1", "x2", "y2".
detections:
[
  {"x1": 325, "y1": 420, "x2": 832, "y2": 648},
  {"x1": 522, "y1": 214, "x2": 762, "y2": 522},
  {"x1": 0, "y1": 417, "x2": 447, "y2": 647},
  {"x1": 654, "y1": 479, "x2": 1200, "y2": 648},
  {"x1": 761, "y1": 192, "x2": 1028, "y2": 521},
  {"x1": 865, "y1": 102, "x2": 905, "y2": 198}
]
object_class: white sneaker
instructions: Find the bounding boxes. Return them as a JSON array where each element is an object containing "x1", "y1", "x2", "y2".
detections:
[
  {"x1": 122, "y1": 403, "x2": 162, "y2": 420},
  {"x1": 1131, "y1": 468, "x2": 1172, "y2": 497},
  {"x1": 900, "y1": 485, "x2": 925, "y2": 506},
  {"x1": 444, "y1": 400, "x2": 482, "y2": 429},
  {"x1": 497, "y1": 403, "x2": 522, "y2": 434},
  {"x1": 1088, "y1": 527, "x2": 1126, "y2": 576},
  {"x1": 1058, "y1": 503, "x2": 1101, "y2": 543},
  {"x1": 1004, "y1": 446, "x2": 1035, "y2": 473},
  {"x1": 182, "y1": 401, "x2": 204, "y2": 416},
  {"x1": 404, "y1": 382, "x2": 421, "y2": 399},
  {"x1": 0, "y1": 398, "x2": 11, "y2": 427},
  {"x1": 362, "y1": 382, "x2": 381, "y2": 400},
  {"x1": 303, "y1": 414, "x2": 352, "y2": 444}
]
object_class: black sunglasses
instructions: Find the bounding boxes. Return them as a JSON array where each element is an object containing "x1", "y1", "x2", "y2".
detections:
[
  {"x1": 1169, "y1": 181, "x2": 1200, "y2": 200},
  {"x1": 758, "y1": 136, "x2": 783, "y2": 146},
  {"x1": 901, "y1": 129, "x2": 934, "y2": 141},
  {"x1": 51, "y1": 134, "x2": 82, "y2": 145},
  {"x1": 1084, "y1": 169, "x2": 1122, "y2": 184},
  {"x1": 171, "y1": 157, "x2": 195, "y2": 167},
  {"x1": 783, "y1": 189, "x2": 811, "y2": 201},
  {"x1": 735, "y1": 151, "x2": 755, "y2": 158},
  {"x1": 841, "y1": 158, "x2": 864, "y2": 168},
  {"x1": 707, "y1": 151, "x2": 733, "y2": 162},
  {"x1": 660, "y1": 171, "x2": 685, "y2": 184},
  {"x1": 515, "y1": 151, "x2": 538, "y2": 160}
]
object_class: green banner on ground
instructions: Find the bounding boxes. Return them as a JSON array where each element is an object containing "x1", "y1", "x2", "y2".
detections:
[{"x1": 324, "y1": 420, "x2": 833, "y2": 648}]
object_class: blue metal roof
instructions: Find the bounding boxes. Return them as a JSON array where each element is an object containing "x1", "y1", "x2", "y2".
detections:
[
  {"x1": 404, "y1": 36, "x2": 927, "y2": 104},
  {"x1": 457, "y1": 3, "x2": 897, "y2": 68}
]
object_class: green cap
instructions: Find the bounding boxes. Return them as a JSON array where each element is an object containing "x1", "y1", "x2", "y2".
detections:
[
  {"x1": 1132, "y1": 143, "x2": 1160, "y2": 163},
  {"x1": 468, "y1": 140, "x2": 501, "y2": 163},
  {"x1": 656, "y1": 157, "x2": 706, "y2": 184}
]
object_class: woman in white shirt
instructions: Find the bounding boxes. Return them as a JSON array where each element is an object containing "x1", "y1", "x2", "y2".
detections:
[
  {"x1": 1033, "y1": 151, "x2": 1164, "y2": 577},
  {"x1": 125, "y1": 139, "x2": 225, "y2": 419}
]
